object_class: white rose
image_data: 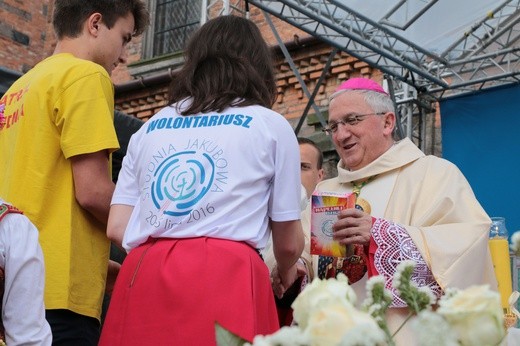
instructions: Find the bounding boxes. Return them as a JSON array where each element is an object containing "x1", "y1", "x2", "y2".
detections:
[
  {"x1": 304, "y1": 299, "x2": 385, "y2": 346},
  {"x1": 411, "y1": 310, "x2": 458, "y2": 346},
  {"x1": 245, "y1": 336, "x2": 272, "y2": 346},
  {"x1": 292, "y1": 274, "x2": 357, "y2": 329},
  {"x1": 511, "y1": 231, "x2": 520, "y2": 256},
  {"x1": 437, "y1": 285, "x2": 505, "y2": 346},
  {"x1": 248, "y1": 326, "x2": 309, "y2": 346}
]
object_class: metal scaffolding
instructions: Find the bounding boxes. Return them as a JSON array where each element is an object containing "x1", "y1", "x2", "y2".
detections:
[
  {"x1": 203, "y1": 0, "x2": 246, "y2": 21},
  {"x1": 205, "y1": 0, "x2": 520, "y2": 147}
]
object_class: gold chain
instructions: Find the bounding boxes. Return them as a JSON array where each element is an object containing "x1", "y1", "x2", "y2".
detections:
[{"x1": 350, "y1": 175, "x2": 378, "y2": 199}]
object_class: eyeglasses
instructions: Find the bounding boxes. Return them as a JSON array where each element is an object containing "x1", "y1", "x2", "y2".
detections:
[{"x1": 322, "y1": 112, "x2": 385, "y2": 135}]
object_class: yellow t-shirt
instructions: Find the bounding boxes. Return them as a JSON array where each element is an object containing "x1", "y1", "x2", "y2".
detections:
[{"x1": 0, "y1": 53, "x2": 119, "y2": 320}]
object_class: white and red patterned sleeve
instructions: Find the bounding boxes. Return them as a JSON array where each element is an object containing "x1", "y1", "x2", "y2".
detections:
[{"x1": 369, "y1": 218, "x2": 443, "y2": 307}]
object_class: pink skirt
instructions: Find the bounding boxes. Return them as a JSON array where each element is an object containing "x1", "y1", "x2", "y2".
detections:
[{"x1": 99, "y1": 237, "x2": 279, "y2": 345}]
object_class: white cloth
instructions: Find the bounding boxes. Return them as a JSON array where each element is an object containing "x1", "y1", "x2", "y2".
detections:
[
  {"x1": 506, "y1": 327, "x2": 520, "y2": 346},
  {"x1": 0, "y1": 198, "x2": 52, "y2": 345},
  {"x1": 114, "y1": 103, "x2": 302, "y2": 251}
]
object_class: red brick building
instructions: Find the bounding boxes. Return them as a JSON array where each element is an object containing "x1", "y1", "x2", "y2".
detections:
[
  {"x1": 0, "y1": 0, "x2": 410, "y2": 176},
  {"x1": 0, "y1": 0, "x2": 52, "y2": 73}
]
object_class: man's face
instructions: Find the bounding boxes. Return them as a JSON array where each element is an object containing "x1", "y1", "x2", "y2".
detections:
[
  {"x1": 93, "y1": 14, "x2": 135, "y2": 74},
  {"x1": 300, "y1": 143, "x2": 324, "y2": 198},
  {"x1": 328, "y1": 92, "x2": 394, "y2": 171}
]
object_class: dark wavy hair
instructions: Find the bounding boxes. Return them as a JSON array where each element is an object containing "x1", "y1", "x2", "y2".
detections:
[
  {"x1": 168, "y1": 15, "x2": 277, "y2": 115},
  {"x1": 53, "y1": 0, "x2": 150, "y2": 39}
]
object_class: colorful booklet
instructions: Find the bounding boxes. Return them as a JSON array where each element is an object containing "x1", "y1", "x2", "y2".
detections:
[{"x1": 310, "y1": 191, "x2": 356, "y2": 257}]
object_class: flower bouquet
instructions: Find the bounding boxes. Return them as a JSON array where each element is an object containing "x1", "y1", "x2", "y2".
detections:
[
  {"x1": 512, "y1": 231, "x2": 520, "y2": 258},
  {"x1": 217, "y1": 261, "x2": 510, "y2": 346}
]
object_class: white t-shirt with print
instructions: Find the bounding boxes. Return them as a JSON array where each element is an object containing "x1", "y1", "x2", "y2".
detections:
[{"x1": 113, "y1": 102, "x2": 302, "y2": 251}]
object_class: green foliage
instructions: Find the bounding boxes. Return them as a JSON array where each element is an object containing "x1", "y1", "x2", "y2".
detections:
[{"x1": 215, "y1": 322, "x2": 249, "y2": 346}]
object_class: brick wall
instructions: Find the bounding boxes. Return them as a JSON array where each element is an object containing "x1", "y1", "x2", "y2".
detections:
[
  {"x1": 0, "y1": 0, "x2": 52, "y2": 73},
  {"x1": 117, "y1": 84, "x2": 169, "y2": 121},
  {"x1": 111, "y1": 34, "x2": 145, "y2": 82},
  {"x1": 0, "y1": 1, "x2": 439, "y2": 163}
]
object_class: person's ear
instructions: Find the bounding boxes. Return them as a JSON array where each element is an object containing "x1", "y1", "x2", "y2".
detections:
[
  {"x1": 317, "y1": 168, "x2": 324, "y2": 182},
  {"x1": 87, "y1": 13, "x2": 103, "y2": 36},
  {"x1": 382, "y1": 112, "x2": 396, "y2": 136}
]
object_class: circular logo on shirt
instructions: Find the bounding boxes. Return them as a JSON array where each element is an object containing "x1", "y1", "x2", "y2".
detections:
[{"x1": 151, "y1": 151, "x2": 214, "y2": 216}]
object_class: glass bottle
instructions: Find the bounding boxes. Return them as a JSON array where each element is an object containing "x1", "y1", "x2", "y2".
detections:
[{"x1": 488, "y1": 217, "x2": 513, "y2": 310}]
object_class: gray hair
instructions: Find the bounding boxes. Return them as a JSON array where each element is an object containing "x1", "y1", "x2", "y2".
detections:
[
  {"x1": 329, "y1": 88, "x2": 399, "y2": 140},
  {"x1": 329, "y1": 89, "x2": 395, "y2": 114}
]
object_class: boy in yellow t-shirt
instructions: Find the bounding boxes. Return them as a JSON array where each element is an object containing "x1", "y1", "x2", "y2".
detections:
[{"x1": 0, "y1": 1, "x2": 149, "y2": 344}]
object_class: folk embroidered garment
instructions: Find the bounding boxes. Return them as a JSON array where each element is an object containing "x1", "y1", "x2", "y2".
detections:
[{"x1": 0, "y1": 199, "x2": 52, "y2": 345}]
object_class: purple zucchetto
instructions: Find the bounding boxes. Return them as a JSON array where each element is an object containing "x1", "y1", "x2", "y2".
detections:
[{"x1": 335, "y1": 78, "x2": 388, "y2": 95}]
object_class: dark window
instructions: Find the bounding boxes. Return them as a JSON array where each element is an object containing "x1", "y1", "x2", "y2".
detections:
[{"x1": 153, "y1": 0, "x2": 201, "y2": 56}]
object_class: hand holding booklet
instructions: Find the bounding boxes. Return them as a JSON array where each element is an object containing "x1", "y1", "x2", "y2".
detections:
[{"x1": 310, "y1": 191, "x2": 356, "y2": 257}]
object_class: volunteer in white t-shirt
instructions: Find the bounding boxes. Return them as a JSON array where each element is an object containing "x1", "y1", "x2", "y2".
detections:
[{"x1": 100, "y1": 15, "x2": 304, "y2": 346}]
